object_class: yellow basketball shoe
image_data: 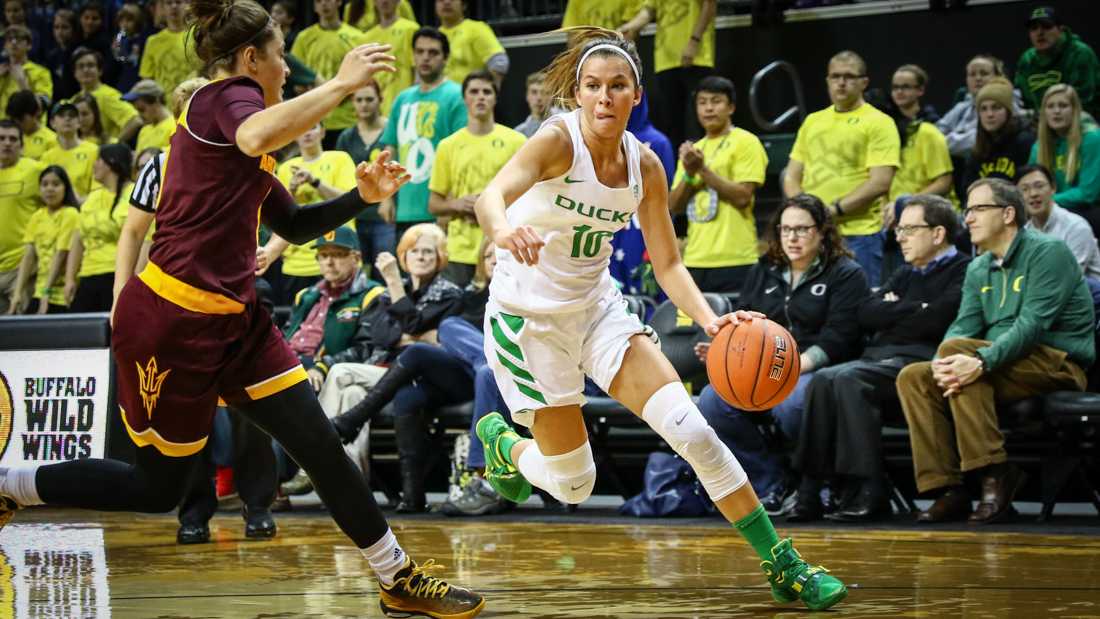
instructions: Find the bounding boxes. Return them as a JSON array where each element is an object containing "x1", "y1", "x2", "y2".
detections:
[{"x1": 378, "y1": 558, "x2": 485, "y2": 618}]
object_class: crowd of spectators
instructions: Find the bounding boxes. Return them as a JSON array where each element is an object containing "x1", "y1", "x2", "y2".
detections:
[{"x1": 1, "y1": 0, "x2": 1099, "y2": 529}]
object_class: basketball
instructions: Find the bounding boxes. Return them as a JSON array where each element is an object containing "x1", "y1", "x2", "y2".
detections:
[{"x1": 706, "y1": 318, "x2": 801, "y2": 412}]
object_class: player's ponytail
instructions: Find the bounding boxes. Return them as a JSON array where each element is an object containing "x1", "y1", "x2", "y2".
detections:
[
  {"x1": 189, "y1": 0, "x2": 275, "y2": 75},
  {"x1": 542, "y1": 27, "x2": 643, "y2": 111}
]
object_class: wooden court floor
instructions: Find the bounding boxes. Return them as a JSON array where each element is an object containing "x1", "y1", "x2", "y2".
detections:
[{"x1": 3, "y1": 508, "x2": 1099, "y2": 618}]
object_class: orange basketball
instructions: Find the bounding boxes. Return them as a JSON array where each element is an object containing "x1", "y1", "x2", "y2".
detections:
[{"x1": 705, "y1": 318, "x2": 801, "y2": 412}]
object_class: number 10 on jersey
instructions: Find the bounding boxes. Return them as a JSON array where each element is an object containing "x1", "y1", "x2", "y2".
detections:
[{"x1": 570, "y1": 224, "x2": 615, "y2": 258}]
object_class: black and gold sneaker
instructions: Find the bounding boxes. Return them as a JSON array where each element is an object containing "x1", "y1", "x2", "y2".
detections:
[{"x1": 378, "y1": 558, "x2": 485, "y2": 618}]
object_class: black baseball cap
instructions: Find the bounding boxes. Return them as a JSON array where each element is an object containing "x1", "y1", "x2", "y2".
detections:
[{"x1": 1027, "y1": 6, "x2": 1058, "y2": 27}]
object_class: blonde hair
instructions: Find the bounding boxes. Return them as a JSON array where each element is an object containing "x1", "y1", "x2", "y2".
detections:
[
  {"x1": 396, "y1": 223, "x2": 448, "y2": 272},
  {"x1": 472, "y1": 237, "x2": 495, "y2": 289},
  {"x1": 542, "y1": 27, "x2": 642, "y2": 111},
  {"x1": 171, "y1": 77, "x2": 211, "y2": 118},
  {"x1": 829, "y1": 50, "x2": 867, "y2": 76},
  {"x1": 1036, "y1": 84, "x2": 1084, "y2": 185}
]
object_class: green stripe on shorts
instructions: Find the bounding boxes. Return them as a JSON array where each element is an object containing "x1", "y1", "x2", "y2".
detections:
[
  {"x1": 490, "y1": 316, "x2": 524, "y2": 361},
  {"x1": 496, "y1": 351, "x2": 535, "y2": 383},
  {"x1": 515, "y1": 381, "x2": 547, "y2": 405},
  {"x1": 500, "y1": 312, "x2": 525, "y2": 334}
]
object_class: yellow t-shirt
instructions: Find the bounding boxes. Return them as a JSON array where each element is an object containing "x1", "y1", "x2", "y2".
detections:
[
  {"x1": 22, "y1": 206, "x2": 80, "y2": 306},
  {"x1": 87, "y1": 84, "x2": 139, "y2": 142},
  {"x1": 136, "y1": 114, "x2": 176, "y2": 153},
  {"x1": 0, "y1": 157, "x2": 46, "y2": 271},
  {"x1": 562, "y1": 0, "x2": 642, "y2": 28},
  {"x1": 40, "y1": 141, "x2": 98, "y2": 198},
  {"x1": 647, "y1": 0, "x2": 715, "y2": 73},
  {"x1": 139, "y1": 28, "x2": 199, "y2": 97},
  {"x1": 291, "y1": 24, "x2": 370, "y2": 131},
  {"x1": 23, "y1": 125, "x2": 59, "y2": 160},
  {"x1": 674, "y1": 128, "x2": 768, "y2": 268},
  {"x1": 789, "y1": 103, "x2": 901, "y2": 236},
  {"x1": 430, "y1": 124, "x2": 525, "y2": 265},
  {"x1": 277, "y1": 151, "x2": 359, "y2": 276},
  {"x1": 889, "y1": 121, "x2": 959, "y2": 207},
  {"x1": 439, "y1": 19, "x2": 505, "y2": 86},
  {"x1": 77, "y1": 182, "x2": 133, "y2": 277},
  {"x1": 344, "y1": 0, "x2": 415, "y2": 32},
  {"x1": 363, "y1": 18, "x2": 419, "y2": 117},
  {"x1": 0, "y1": 61, "x2": 53, "y2": 115}
]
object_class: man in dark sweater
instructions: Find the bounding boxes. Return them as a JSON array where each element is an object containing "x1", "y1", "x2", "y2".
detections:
[
  {"x1": 898, "y1": 178, "x2": 1095, "y2": 524},
  {"x1": 791, "y1": 195, "x2": 970, "y2": 522}
]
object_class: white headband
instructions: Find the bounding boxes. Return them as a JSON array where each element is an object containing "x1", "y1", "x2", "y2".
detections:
[{"x1": 576, "y1": 44, "x2": 640, "y2": 86}]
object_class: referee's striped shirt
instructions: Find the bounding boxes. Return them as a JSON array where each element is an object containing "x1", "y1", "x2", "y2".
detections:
[{"x1": 130, "y1": 152, "x2": 164, "y2": 213}]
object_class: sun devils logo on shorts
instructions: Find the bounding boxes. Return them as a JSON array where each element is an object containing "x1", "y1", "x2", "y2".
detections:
[
  {"x1": 136, "y1": 357, "x2": 171, "y2": 420},
  {"x1": 0, "y1": 372, "x2": 12, "y2": 461}
]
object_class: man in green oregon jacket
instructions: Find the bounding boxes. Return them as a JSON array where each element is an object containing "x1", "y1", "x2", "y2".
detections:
[
  {"x1": 1014, "y1": 6, "x2": 1100, "y2": 119},
  {"x1": 283, "y1": 226, "x2": 384, "y2": 391},
  {"x1": 897, "y1": 177, "x2": 1095, "y2": 525}
]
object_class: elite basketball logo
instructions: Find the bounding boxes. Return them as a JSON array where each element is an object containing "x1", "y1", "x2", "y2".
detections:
[
  {"x1": 0, "y1": 371, "x2": 12, "y2": 461},
  {"x1": 768, "y1": 335, "x2": 789, "y2": 381},
  {"x1": 136, "y1": 357, "x2": 170, "y2": 419}
]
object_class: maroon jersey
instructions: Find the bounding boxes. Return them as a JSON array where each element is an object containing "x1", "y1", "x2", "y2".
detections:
[{"x1": 147, "y1": 76, "x2": 294, "y2": 308}]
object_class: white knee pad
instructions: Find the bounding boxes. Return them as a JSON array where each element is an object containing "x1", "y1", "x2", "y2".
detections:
[
  {"x1": 642, "y1": 382, "x2": 748, "y2": 501},
  {"x1": 522, "y1": 441, "x2": 597, "y2": 504}
]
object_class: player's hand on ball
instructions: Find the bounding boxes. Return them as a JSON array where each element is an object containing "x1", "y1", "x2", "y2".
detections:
[
  {"x1": 494, "y1": 225, "x2": 544, "y2": 265},
  {"x1": 705, "y1": 310, "x2": 765, "y2": 337},
  {"x1": 356, "y1": 151, "x2": 410, "y2": 203},
  {"x1": 335, "y1": 43, "x2": 396, "y2": 93}
]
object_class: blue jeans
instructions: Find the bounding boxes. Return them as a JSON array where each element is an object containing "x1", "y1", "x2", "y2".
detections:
[
  {"x1": 696, "y1": 372, "x2": 815, "y2": 497},
  {"x1": 844, "y1": 233, "x2": 883, "y2": 287},
  {"x1": 356, "y1": 220, "x2": 396, "y2": 281}
]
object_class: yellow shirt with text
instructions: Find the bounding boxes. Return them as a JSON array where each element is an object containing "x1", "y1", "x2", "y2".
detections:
[
  {"x1": 23, "y1": 125, "x2": 58, "y2": 160},
  {"x1": 889, "y1": 121, "x2": 959, "y2": 208},
  {"x1": 674, "y1": 127, "x2": 767, "y2": 268},
  {"x1": 23, "y1": 206, "x2": 80, "y2": 305},
  {"x1": 439, "y1": 19, "x2": 505, "y2": 86},
  {"x1": 0, "y1": 157, "x2": 46, "y2": 271},
  {"x1": 40, "y1": 141, "x2": 98, "y2": 198},
  {"x1": 87, "y1": 84, "x2": 139, "y2": 142},
  {"x1": 139, "y1": 28, "x2": 199, "y2": 96},
  {"x1": 363, "y1": 18, "x2": 419, "y2": 117},
  {"x1": 291, "y1": 24, "x2": 370, "y2": 131},
  {"x1": 790, "y1": 103, "x2": 900, "y2": 236},
  {"x1": 77, "y1": 182, "x2": 133, "y2": 277},
  {"x1": 646, "y1": 0, "x2": 715, "y2": 73},
  {"x1": 277, "y1": 151, "x2": 359, "y2": 276},
  {"x1": 430, "y1": 124, "x2": 525, "y2": 265}
]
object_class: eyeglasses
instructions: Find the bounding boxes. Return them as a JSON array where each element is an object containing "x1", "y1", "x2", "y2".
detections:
[
  {"x1": 962, "y1": 204, "x2": 1007, "y2": 218},
  {"x1": 827, "y1": 73, "x2": 866, "y2": 82},
  {"x1": 894, "y1": 224, "x2": 934, "y2": 238},
  {"x1": 776, "y1": 225, "x2": 817, "y2": 239}
]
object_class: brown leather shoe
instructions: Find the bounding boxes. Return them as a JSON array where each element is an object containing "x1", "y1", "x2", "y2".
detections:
[
  {"x1": 969, "y1": 465, "x2": 1027, "y2": 524},
  {"x1": 916, "y1": 487, "x2": 972, "y2": 523}
]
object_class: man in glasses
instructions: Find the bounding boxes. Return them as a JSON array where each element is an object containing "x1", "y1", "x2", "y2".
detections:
[
  {"x1": 1014, "y1": 5, "x2": 1099, "y2": 119},
  {"x1": 1018, "y1": 163, "x2": 1100, "y2": 282},
  {"x1": 897, "y1": 178, "x2": 1095, "y2": 524},
  {"x1": 792, "y1": 194, "x2": 969, "y2": 523},
  {"x1": 784, "y1": 50, "x2": 900, "y2": 286}
]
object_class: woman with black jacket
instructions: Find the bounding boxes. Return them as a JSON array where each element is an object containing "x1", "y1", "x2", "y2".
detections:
[
  {"x1": 962, "y1": 77, "x2": 1035, "y2": 188},
  {"x1": 695, "y1": 194, "x2": 869, "y2": 517}
]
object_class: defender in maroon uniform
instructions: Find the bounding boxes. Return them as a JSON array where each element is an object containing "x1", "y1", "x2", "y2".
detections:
[{"x1": 0, "y1": 1, "x2": 485, "y2": 617}]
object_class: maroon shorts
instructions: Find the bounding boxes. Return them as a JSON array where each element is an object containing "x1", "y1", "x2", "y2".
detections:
[{"x1": 112, "y1": 267, "x2": 305, "y2": 457}]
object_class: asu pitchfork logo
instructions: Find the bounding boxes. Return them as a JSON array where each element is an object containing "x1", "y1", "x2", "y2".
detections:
[{"x1": 136, "y1": 357, "x2": 171, "y2": 419}]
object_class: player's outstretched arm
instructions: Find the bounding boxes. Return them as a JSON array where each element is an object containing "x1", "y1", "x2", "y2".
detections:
[
  {"x1": 474, "y1": 122, "x2": 571, "y2": 265},
  {"x1": 237, "y1": 43, "x2": 396, "y2": 157}
]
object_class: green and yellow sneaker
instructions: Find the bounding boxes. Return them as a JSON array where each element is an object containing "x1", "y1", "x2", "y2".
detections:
[
  {"x1": 761, "y1": 538, "x2": 847, "y2": 611},
  {"x1": 379, "y1": 558, "x2": 485, "y2": 618},
  {"x1": 475, "y1": 412, "x2": 532, "y2": 504}
]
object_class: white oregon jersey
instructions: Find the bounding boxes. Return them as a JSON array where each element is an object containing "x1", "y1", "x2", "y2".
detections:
[{"x1": 490, "y1": 109, "x2": 645, "y2": 314}]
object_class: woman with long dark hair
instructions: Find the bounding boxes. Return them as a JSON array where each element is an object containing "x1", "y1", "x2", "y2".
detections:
[
  {"x1": 963, "y1": 77, "x2": 1035, "y2": 188},
  {"x1": 7, "y1": 166, "x2": 81, "y2": 314},
  {"x1": 0, "y1": 0, "x2": 483, "y2": 616}
]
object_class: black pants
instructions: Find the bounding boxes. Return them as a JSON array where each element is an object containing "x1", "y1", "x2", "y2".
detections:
[
  {"x1": 70, "y1": 273, "x2": 115, "y2": 312},
  {"x1": 442, "y1": 262, "x2": 476, "y2": 288},
  {"x1": 652, "y1": 66, "x2": 710, "y2": 152},
  {"x1": 36, "y1": 381, "x2": 389, "y2": 547},
  {"x1": 178, "y1": 407, "x2": 277, "y2": 526},
  {"x1": 791, "y1": 356, "x2": 911, "y2": 481},
  {"x1": 278, "y1": 274, "x2": 317, "y2": 307},
  {"x1": 688, "y1": 265, "x2": 752, "y2": 294}
]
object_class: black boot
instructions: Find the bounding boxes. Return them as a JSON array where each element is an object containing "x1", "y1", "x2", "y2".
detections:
[
  {"x1": 394, "y1": 411, "x2": 429, "y2": 513},
  {"x1": 786, "y1": 477, "x2": 824, "y2": 522},
  {"x1": 826, "y1": 476, "x2": 891, "y2": 522},
  {"x1": 332, "y1": 363, "x2": 417, "y2": 443}
]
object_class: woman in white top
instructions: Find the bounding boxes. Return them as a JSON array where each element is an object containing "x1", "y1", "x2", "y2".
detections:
[{"x1": 473, "y1": 28, "x2": 846, "y2": 612}]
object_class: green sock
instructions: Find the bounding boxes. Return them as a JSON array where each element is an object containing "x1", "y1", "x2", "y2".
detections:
[
  {"x1": 498, "y1": 432, "x2": 521, "y2": 467},
  {"x1": 733, "y1": 505, "x2": 782, "y2": 562}
]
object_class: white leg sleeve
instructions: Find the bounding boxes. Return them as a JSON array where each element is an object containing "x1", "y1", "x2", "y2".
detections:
[
  {"x1": 642, "y1": 382, "x2": 748, "y2": 501},
  {"x1": 517, "y1": 442, "x2": 597, "y2": 505}
]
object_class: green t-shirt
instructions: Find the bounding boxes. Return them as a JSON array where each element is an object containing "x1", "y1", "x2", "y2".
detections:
[
  {"x1": 0, "y1": 157, "x2": 46, "y2": 271},
  {"x1": 23, "y1": 206, "x2": 80, "y2": 306},
  {"x1": 1029, "y1": 129, "x2": 1100, "y2": 211},
  {"x1": 381, "y1": 81, "x2": 467, "y2": 223}
]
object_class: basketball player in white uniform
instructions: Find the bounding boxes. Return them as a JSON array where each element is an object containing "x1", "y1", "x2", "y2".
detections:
[{"x1": 473, "y1": 28, "x2": 848, "y2": 611}]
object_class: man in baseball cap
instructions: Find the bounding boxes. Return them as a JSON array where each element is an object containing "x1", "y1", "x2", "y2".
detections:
[
  {"x1": 1015, "y1": 5, "x2": 1100, "y2": 118},
  {"x1": 123, "y1": 79, "x2": 175, "y2": 152}
]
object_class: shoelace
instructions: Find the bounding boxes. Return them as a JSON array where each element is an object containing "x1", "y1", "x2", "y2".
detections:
[{"x1": 400, "y1": 559, "x2": 451, "y2": 599}]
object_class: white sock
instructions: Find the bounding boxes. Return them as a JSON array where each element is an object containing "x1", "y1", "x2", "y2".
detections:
[
  {"x1": 360, "y1": 529, "x2": 407, "y2": 586},
  {"x1": 0, "y1": 466, "x2": 44, "y2": 506},
  {"x1": 517, "y1": 444, "x2": 567, "y2": 504}
]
